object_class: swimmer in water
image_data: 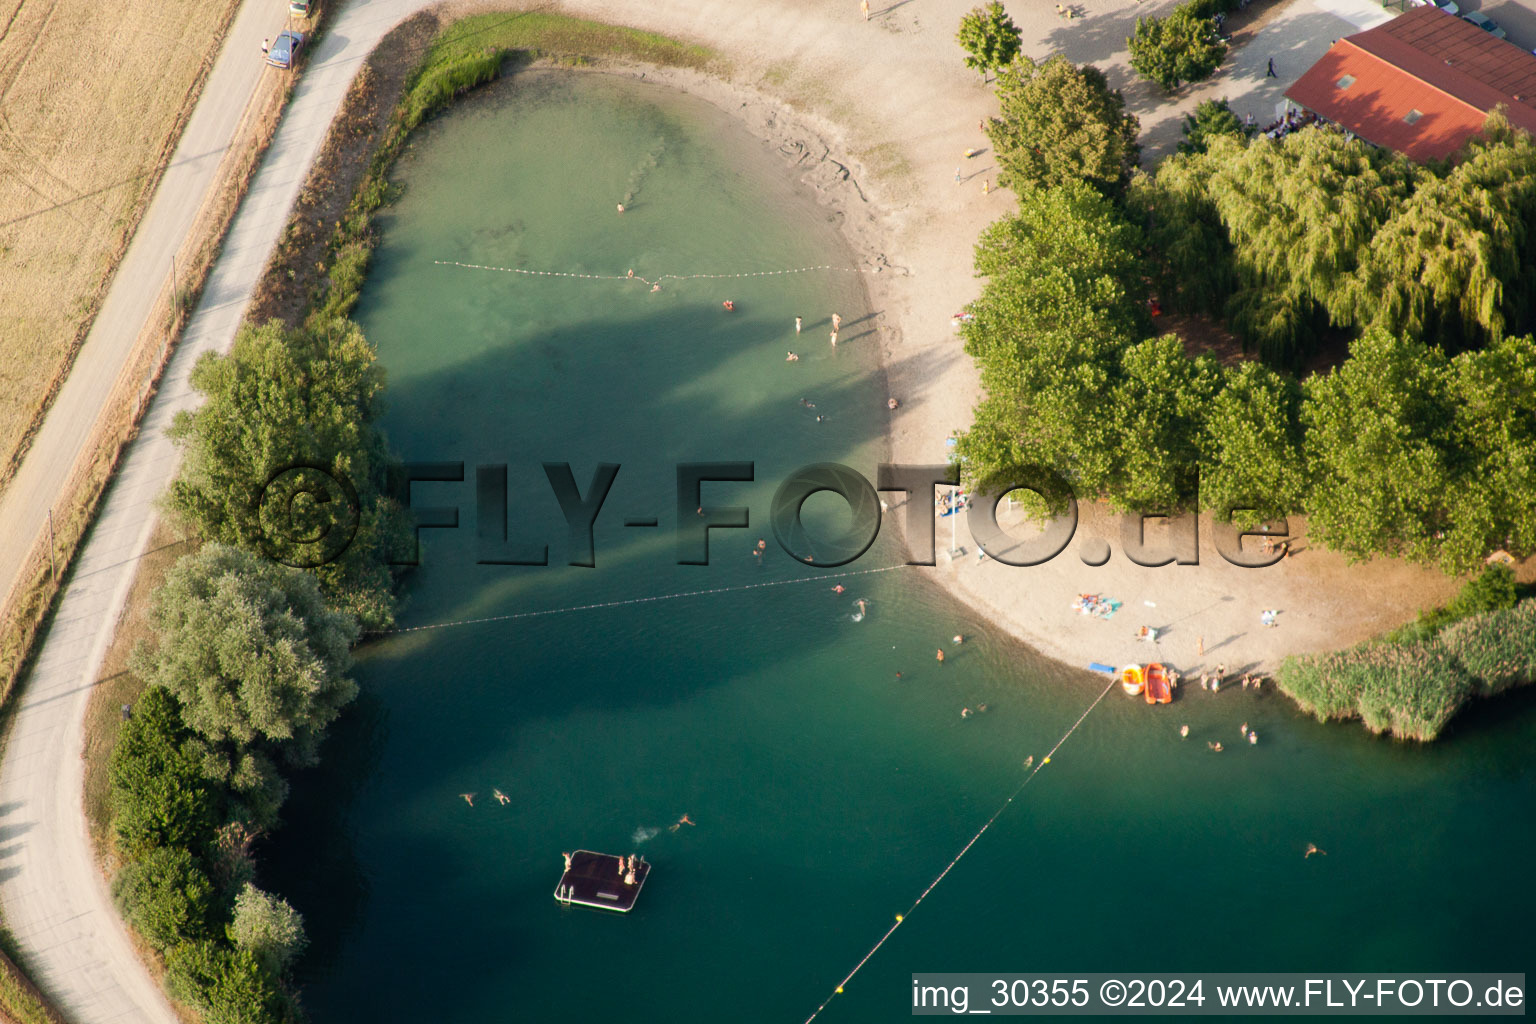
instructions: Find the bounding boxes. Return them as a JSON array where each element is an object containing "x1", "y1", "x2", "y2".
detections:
[
  {"x1": 1208, "y1": 742, "x2": 1224, "y2": 753},
  {"x1": 1023, "y1": 755, "x2": 1035, "y2": 769},
  {"x1": 952, "y1": 634, "x2": 964, "y2": 645},
  {"x1": 493, "y1": 788, "x2": 510, "y2": 805},
  {"x1": 786, "y1": 351, "x2": 799, "y2": 361},
  {"x1": 1248, "y1": 731, "x2": 1258, "y2": 745},
  {"x1": 1179, "y1": 724, "x2": 1190, "y2": 739},
  {"x1": 853, "y1": 599, "x2": 867, "y2": 620},
  {"x1": 460, "y1": 793, "x2": 476, "y2": 807},
  {"x1": 936, "y1": 648, "x2": 945, "y2": 664},
  {"x1": 795, "y1": 315, "x2": 803, "y2": 333},
  {"x1": 667, "y1": 813, "x2": 696, "y2": 833},
  {"x1": 651, "y1": 283, "x2": 661, "y2": 292},
  {"x1": 723, "y1": 299, "x2": 735, "y2": 311},
  {"x1": 888, "y1": 397, "x2": 899, "y2": 410},
  {"x1": 961, "y1": 707, "x2": 972, "y2": 718},
  {"x1": 562, "y1": 852, "x2": 573, "y2": 871},
  {"x1": 1305, "y1": 843, "x2": 1325, "y2": 858},
  {"x1": 626, "y1": 269, "x2": 634, "y2": 278},
  {"x1": 832, "y1": 313, "x2": 842, "y2": 332},
  {"x1": 617, "y1": 203, "x2": 625, "y2": 214},
  {"x1": 832, "y1": 584, "x2": 845, "y2": 594}
]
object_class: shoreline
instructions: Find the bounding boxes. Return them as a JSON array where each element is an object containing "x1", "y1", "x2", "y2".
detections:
[{"x1": 538, "y1": 30, "x2": 1472, "y2": 683}]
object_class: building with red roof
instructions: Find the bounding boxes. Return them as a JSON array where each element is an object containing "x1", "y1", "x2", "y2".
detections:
[{"x1": 1284, "y1": 5, "x2": 1536, "y2": 162}]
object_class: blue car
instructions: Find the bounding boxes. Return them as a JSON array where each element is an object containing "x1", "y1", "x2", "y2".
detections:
[{"x1": 265, "y1": 30, "x2": 304, "y2": 69}]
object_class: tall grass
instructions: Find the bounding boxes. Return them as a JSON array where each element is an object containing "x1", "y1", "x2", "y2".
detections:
[{"x1": 1277, "y1": 597, "x2": 1536, "y2": 740}]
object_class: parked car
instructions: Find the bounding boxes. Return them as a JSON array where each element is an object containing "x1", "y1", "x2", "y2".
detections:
[
  {"x1": 289, "y1": 0, "x2": 315, "y2": 16},
  {"x1": 1460, "y1": 11, "x2": 1507, "y2": 37},
  {"x1": 265, "y1": 30, "x2": 304, "y2": 68}
]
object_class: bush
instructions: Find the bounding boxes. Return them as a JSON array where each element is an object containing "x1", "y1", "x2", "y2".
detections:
[
  {"x1": 112, "y1": 847, "x2": 216, "y2": 954},
  {"x1": 229, "y1": 884, "x2": 308, "y2": 974},
  {"x1": 1390, "y1": 564, "x2": 1519, "y2": 640},
  {"x1": 108, "y1": 687, "x2": 221, "y2": 859},
  {"x1": 166, "y1": 940, "x2": 286, "y2": 1024}
]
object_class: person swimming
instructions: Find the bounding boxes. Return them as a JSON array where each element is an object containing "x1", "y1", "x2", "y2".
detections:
[
  {"x1": 1179, "y1": 724, "x2": 1190, "y2": 739},
  {"x1": 832, "y1": 584, "x2": 845, "y2": 594},
  {"x1": 460, "y1": 793, "x2": 476, "y2": 807},
  {"x1": 786, "y1": 351, "x2": 799, "y2": 361},
  {"x1": 493, "y1": 788, "x2": 510, "y2": 805},
  {"x1": 723, "y1": 299, "x2": 735, "y2": 311},
  {"x1": 668, "y1": 813, "x2": 696, "y2": 832},
  {"x1": 852, "y1": 598, "x2": 868, "y2": 622},
  {"x1": 1208, "y1": 742, "x2": 1224, "y2": 752}
]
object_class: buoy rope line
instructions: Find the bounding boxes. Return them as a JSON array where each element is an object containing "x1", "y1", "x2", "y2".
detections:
[
  {"x1": 801, "y1": 674, "x2": 1121, "y2": 1024},
  {"x1": 364, "y1": 563, "x2": 907, "y2": 636},
  {"x1": 433, "y1": 259, "x2": 878, "y2": 287}
]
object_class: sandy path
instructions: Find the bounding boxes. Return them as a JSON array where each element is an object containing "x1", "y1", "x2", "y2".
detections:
[{"x1": 0, "y1": 0, "x2": 1468, "y2": 1020}]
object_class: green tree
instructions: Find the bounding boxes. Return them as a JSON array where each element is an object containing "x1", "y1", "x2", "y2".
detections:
[
  {"x1": 956, "y1": 2, "x2": 1022, "y2": 81},
  {"x1": 132, "y1": 544, "x2": 359, "y2": 769},
  {"x1": 1109, "y1": 335, "x2": 1222, "y2": 511},
  {"x1": 986, "y1": 55, "x2": 1141, "y2": 197},
  {"x1": 956, "y1": 183, "x2": 1147, "y2": 494},
  {"x1": 1440, "y1": 335, "x2": 1536, "y2": 567},
  {"x1": 1125, "y1": 153, "x2": 1237, "y2": 315},
  {"x1": 1301, "y1": 328, "x2": 1457, "y2": 563},
  {"x1": 1203, "y1": 130, "x2": 1421, "y2": 364},
  {"x1": 1177, "y1": 98, "x2": 1249, "y2": 155},
  {"x1": 1128, "y1": 7, "x2": 1227, "y2": 92},
  {"x1": 229, "y1": 884, "x2": 309, "y2": 975},
  {"x1": 112, "y1": 846, "x2": 216, "y2": 954},
  {"x1": 108, "y1": 686, "x2": 221, "y2": 858},
  {"x1": 167, "y1": 318, "x2": 401, "y2": 628},
  {"x1": 1198, "y1": 361, "x2": 1306, "y2": 521},
  {"x1": 1351, "y1": 113, "x2": 1536, "y2": 350}
]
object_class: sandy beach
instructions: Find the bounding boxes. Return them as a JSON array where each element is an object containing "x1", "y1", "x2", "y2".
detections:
[{"x1": 489, "y1": 0, "x2": 1475, "y2": 679}]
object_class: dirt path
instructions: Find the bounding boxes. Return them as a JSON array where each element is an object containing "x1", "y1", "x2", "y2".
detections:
[{"x1": 0, "y1": 0, "x2": 1464, "y2": 1021}]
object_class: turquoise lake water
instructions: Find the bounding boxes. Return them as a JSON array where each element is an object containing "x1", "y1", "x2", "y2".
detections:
[{"x1": 266, "y1": 71, "x2": 1536, "y2": 1022}]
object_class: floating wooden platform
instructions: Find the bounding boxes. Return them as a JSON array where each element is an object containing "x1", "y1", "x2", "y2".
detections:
[{"x1": 554, "y1": 850, "x2": 650, "y2": 913}]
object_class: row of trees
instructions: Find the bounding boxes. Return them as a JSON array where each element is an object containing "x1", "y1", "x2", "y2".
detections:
[
  {"x1": 1131, "y1": 117, "x2": 1536, "y2": 363},
  {"x1": 953, "y1": 39, "x2": 1536, "y2": 571},
  {"x1": 109, "y1": 316, "x2": 402, "y2": 1022}
]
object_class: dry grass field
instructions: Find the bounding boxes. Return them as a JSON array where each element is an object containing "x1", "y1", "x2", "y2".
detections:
[{"x1": 0, "y1": 0, "x2": 239, "y2": 490}]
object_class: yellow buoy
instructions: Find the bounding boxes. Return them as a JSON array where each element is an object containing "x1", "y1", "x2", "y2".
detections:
[
  {"x1": 895, "y1": 914, "x2": 903, "y2": 922},
  {"x1": 1042, "y1": 757, "x2": 1051, "y2": 764},
  {"x1": 836, "y1": 986, "x2": 844, "y2": 994}
]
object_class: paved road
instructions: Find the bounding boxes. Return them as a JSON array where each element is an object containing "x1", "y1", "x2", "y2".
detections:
[
  {"x1": 0, "y1": 1, "x2": 429, "y2": 1020},
  {"x1": 0, "y1": 0, "x2": 290, "y2": 620}
]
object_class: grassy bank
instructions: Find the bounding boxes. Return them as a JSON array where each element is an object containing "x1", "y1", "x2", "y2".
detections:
[{"x1": 1276, "y1": 567, "x2": 1536, "y2": 740}]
